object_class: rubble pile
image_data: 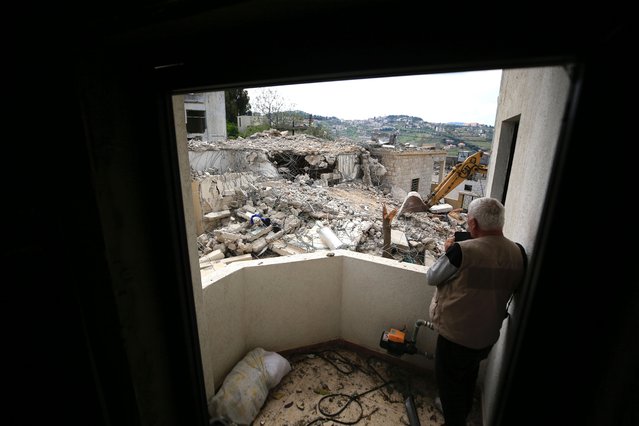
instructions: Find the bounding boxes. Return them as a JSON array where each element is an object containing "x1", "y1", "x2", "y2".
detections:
[
  {"x1": 194, "y1": 131, "x2": 467, "y2": 271},
  {"x1": 189, "y1": 129, "x2": 365, "y2": 154},
  {"x1": 189, "y1": 129, "x2": 390, "y2": 186}
]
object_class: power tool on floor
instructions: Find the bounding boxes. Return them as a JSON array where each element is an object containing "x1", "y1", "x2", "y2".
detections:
[{"x1": 379, "y1": 319, "x2": 435, "y2": 359}]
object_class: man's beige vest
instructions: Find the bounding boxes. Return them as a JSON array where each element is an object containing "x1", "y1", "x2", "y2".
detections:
[{"x1": 429, "y1": 235, "x2": 525, "y2": 349}]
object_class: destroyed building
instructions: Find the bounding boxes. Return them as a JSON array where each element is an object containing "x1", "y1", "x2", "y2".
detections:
[
  {"x1": 184, "y1": 92, "x2": 227, "y2": 141},
  {"x1": 369, "y1": 146, "x2": 447, "y2": 201},
  {"x1": 189, "y1": 129, "x2": 460, "y2": 270}
]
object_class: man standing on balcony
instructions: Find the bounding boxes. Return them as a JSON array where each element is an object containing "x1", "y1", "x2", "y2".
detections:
[{"x1": 426, "y1": 197, "x2": 526, "y2": 426}]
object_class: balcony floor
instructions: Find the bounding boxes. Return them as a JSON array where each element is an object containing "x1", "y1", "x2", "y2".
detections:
[{"x1": 253, "y1": 343, "x2": 482, "y2": 425}]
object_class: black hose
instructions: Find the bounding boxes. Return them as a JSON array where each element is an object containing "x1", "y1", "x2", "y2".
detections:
[
  {"x1": 404, "y1": 395, "x2": 421, "y2": 426},
  {"x1": 294, "y1": 349, "x2": 413, "y2": 425},
  {"x1": 308, "y1": 382, "x2": 388, "y2": 425}
]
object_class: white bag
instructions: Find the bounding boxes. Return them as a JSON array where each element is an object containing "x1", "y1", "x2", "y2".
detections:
[
  {"x1": 262, "y1": 350, "x2": 292, "y2": 389},
  {"x1": 208, "y1": 348, "x2": 291, "y2": 425}
]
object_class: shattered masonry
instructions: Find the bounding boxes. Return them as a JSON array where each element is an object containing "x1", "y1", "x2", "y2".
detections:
[{"x1": 192, "y1": 129, "x2": 464, "y2": 271}]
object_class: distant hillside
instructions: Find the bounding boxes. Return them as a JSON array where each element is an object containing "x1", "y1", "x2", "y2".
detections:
[{"x1": 293, "y1": 111, "x2": 494, "y2": 155}]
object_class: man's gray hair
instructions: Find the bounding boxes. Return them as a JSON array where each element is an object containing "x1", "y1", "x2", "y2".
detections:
[{"x1": 467, "y1": 197, "x2": 505, "y2": 230}]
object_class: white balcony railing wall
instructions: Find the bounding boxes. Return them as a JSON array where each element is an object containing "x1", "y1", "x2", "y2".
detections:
[{"x1": 197, "y1": 250, "x2": 436, "y2": 397}]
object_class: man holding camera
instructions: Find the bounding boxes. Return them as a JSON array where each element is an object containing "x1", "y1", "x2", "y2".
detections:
[{"x1": 426, "y1": 197, "x2": 527, "y2": 426}]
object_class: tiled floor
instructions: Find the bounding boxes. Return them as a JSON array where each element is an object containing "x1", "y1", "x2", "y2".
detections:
[{"x1": 253, "y1": 344, "x2": 482, "y2": 425}]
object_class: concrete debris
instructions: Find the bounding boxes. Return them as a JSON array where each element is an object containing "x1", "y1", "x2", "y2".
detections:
[
  {"x1": 270, "y1": 240, "x2": 308, "y2": 256},
  {"x1": 204, "y1": 210, "x2": 231, "y2": 222},
  {"x1": 429, "y1": 203, "x2": 453, "y2": 214},
  {"x1": 391, "y1": 229, "x2": 410, "y2": 250},
  {"x1": 194, "y1": 131, "x2": 466, "y2": 267},
  {"x1": 200, "y1": 253, "x2": 254, "y2": 273},
  {"x1": 191, "y1": 129, "x2": 361, "y2": 154},
  {"x1": 318, "y1": 225, "x2": 347, "y2": 250},
  {"x1": 199, "y1": 249, "x2": 225, "y2": 264}
]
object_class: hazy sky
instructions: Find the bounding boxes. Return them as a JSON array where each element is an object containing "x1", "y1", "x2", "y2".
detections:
[{"x1": 246, "y1": 69, "x2": 502, "y2": 126}]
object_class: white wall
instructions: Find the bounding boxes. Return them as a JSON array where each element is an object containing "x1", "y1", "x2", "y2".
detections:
[
  {"x1": 340, "y1": 254, "x2": 436, "y2": 370},
  {"x1": 184, "y1": 91, "x2": 227, "y2": 141},
  {"x1": 188, "y1": 149, "x2": 279, "y2": 177},
  {"x1": 243, "y1": 256, "x2": 343, "y2": 350},
  {"x1": 237, "y1": 115, "x2": 266, "y2": 132},
  {"x1": 482, "y1": 66, "x2": 572, "y2": 425},
  {"x1": 487, "y1": 66, "x2": 571, "y2": 246},
  {"x1": 201, "y1": 267, "x2": 246, "y2": 397},
  {"x1": 199, "y1": 251, "x2": 436, "y2": 398}
]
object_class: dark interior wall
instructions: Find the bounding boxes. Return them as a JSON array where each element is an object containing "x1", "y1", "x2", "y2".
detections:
[
  {"x1": 497, "y1": 28, "x2": 637, "y2": 426},
  {"x1": 7, "y1": 3, "x2": 634, "y2": 425}
]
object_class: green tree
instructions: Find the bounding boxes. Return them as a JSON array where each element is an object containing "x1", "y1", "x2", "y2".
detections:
[
  {"x1": 225, "y1": 88, "x2": 251, "y2": 125},
  {"x1": 226, "y1": 122, "x2": 239, "y2": 139}
]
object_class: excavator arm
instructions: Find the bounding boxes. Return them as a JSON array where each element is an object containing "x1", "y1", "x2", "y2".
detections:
[{"x1": 398, "y1": 151, "x2": 486, "y2": 215}]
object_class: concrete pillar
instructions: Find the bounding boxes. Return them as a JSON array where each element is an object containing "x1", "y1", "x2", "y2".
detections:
[
  {"x1": 171, "y1": 94, "x2": 214, "y2": 394},
  {"x1": 205, "y1": 91, "x2": 227, "y2": 141}
]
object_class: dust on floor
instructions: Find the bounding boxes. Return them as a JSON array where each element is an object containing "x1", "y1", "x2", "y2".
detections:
[{"x1": 253, "y1": 345, "x2": 482, "y2": 426}]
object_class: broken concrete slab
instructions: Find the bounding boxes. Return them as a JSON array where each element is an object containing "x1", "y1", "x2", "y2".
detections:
[
  {"x1": 200, "y1": 253, "x2": 254, "y2": 273},
  {"x1": 265, "y1": 229, "x2": 285, "y2": 243},
  {"x1": 222, "y1": 254, "x2": 253, "y2": 264},
  {"x1": 429, "y1": 203, "x2": 453, "y2": 214},
  {"x1": 251, "y1": 237, "x2": 268, "y2": 253},
  {"x1": 270, "y1": 240, "x2": 308, "y2": 256},
  {"x1": 247, "y1": 225, "x2": 272, "y2": 241},
  {"x1": 391, "y1": 229, "x2": 410, "y2": 250},
  {"x1": 215, "y1": 231, "x2": 244, "y2": 242},
  {"x1": 199, "y1": 249, "x2": 225, "y2": 265},
  {"x1": 204, "y1": 210, "x2": 231, "y2": 221}
]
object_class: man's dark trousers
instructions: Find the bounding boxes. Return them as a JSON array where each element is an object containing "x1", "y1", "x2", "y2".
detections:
[{"x1": 435, "y1": 334, "x2": 492, "y2": 426}]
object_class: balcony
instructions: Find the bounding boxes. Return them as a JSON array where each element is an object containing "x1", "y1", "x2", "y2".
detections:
[
  {"x1": 199, "y1": 250, "x2": 434, "y2": 387},
  {"x1": 196, "y1": 250, "x2": 485, "y2": 424}
]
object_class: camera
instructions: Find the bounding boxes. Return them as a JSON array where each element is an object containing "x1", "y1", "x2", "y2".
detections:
[{"x1": 454, "y1": 231, "x2": 472, "y2": 241}]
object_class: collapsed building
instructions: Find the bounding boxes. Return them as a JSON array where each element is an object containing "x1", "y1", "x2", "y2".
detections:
[{"x1": 190, "y1": 129, "x2": 463, "y2": 271}]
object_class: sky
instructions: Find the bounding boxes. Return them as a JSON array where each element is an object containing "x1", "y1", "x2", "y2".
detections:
[{"x1": 246, "y1": 69, "x2": 502, "y2": 126}]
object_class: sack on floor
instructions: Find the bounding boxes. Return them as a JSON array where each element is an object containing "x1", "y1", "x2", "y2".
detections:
[
  {"x1": 207, "y1": 347, "x2": 291, "y2": 425},
  {"x1": 263, "y1": 350, "x2": 291, "y2": 388}
]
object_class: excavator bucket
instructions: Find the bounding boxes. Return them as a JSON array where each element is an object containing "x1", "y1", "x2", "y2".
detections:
[{"x1": 397, "y1": 191, "x2": 430, "y2": 216}]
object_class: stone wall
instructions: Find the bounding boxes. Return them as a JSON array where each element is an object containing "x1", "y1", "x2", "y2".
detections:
[{"x1": 370, "y1": 149, "x2": 445, "y2": 200}]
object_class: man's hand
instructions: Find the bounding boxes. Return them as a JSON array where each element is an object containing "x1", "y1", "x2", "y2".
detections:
[{"x1": 444, "y1": 236, "x2": 455, "y2": 251}]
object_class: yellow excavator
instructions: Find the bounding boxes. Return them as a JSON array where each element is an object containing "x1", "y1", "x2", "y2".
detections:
[{"x1": 397, "y1": 150, "x2": 487, "y2": 215}]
